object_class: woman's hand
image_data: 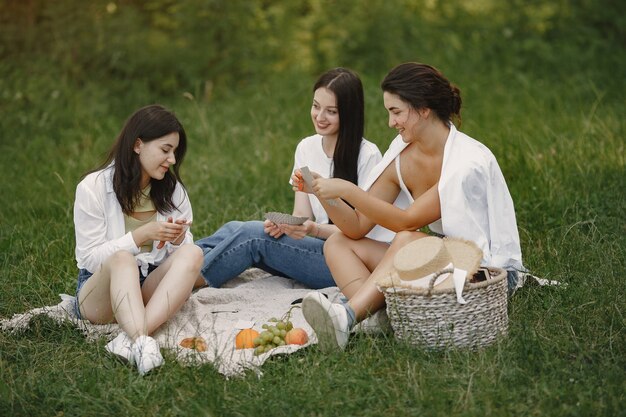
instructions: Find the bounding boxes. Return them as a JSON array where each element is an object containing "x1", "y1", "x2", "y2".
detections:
[
  {"x1": 171, "y1": 218, "x2": 191, "y2": 246},
  {"x1": 291, "y1": 168, "x2": 321, "y2": 194},
  {"x1": 263, "y1": 219, "x2": 284, "y2": 239},
  {"x1": 277, "y1": 221, "x2": 313, "y2": 240},
  {"x1": 133, "y1": 216, "x2": 187, "y2": 249},
  {"x1": 313, "y1": 178, "x2": 351, "y2": 200},
  {"x1": 263, "y1": 219, "x2": 315, "y2": 240}
]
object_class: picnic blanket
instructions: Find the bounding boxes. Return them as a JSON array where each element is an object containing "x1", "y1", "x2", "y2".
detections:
[{"x1": 0, "y1": 269, "x2": 385, "y2": 378}]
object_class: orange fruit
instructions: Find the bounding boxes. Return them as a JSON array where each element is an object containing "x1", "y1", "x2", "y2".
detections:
[
  {"x1": 235, "y1": 328, "x2": 260, "y2": 349},
  {"x1": 284, "y1": 328, "x2": 308, "y2": 345},
  {"x1": 179, "y1": 336, "x2": 208, "y2": 352}
]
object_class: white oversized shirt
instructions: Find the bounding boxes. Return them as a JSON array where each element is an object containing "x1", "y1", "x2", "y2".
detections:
[
  {"x1": 362, "y1": 125, "x2": 523, "y2": 270},
  {"x1": 73, "y1": 165, "x2": 193, "y2": 275}
]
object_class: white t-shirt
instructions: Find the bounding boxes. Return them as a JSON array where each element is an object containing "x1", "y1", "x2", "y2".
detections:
[{"x1": 290, "y1": 134, "x2": 382, "y2": 225}]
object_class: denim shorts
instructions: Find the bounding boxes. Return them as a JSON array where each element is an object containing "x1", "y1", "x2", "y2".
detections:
[{"x1": 74, "y1": 264, "x2": 157, "y2": 319}]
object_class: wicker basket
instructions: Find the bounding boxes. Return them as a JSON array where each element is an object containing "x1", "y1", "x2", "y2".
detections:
[{"x1": 382, "y1": 267, "x2": 508, "y2": 350}]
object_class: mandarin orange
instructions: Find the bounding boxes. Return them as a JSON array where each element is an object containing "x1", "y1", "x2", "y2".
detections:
[{"x1": 235, "y1": 328, "x2": 260, "y2": 349}]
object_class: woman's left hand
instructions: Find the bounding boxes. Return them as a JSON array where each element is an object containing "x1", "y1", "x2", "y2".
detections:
[
  {"x1": 263, "y1": 219, "x2": 284, "y2": 239},
  {"x1": 313, "y1": 178, "x2": 350, "y2": 200},
  {"x1": 277, "y1": 222, "x2": 310, "y2": 240}
]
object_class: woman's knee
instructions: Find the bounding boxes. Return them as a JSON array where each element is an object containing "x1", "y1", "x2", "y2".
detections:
[
  {"x1": 103, "y1": 250, "x2": 136, "y2": 269},
  {"x1": 237, "y1": 220, "x2": 266, "y2": 237},
  {"x1": 324, "y1": 231, "x2": 351, "y2": 250},
  {"x1": 174, "y1": 244, "x2": 204, "y2": 271},
  {"x1": 223, "y1": 220, "x2": 244, "y2": 231},
  {"x1": 218, "y1": 220, "x2": 265, "y2": 241},
  {"x1": 324, "y1": 232, "x2": 355, "y2": 264}
]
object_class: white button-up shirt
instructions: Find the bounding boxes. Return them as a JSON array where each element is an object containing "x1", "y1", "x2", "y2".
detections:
[
  {"x1": 73, "y1": 165, "x2": 193, "y2": 275},
  {"x1": 362, "y1": 125, "x2": 523, "y2": 271}
]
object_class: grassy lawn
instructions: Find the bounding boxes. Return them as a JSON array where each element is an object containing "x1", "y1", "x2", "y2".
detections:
[{"x1": 0, "y1": 56, "x2": 624, "y2": 416}]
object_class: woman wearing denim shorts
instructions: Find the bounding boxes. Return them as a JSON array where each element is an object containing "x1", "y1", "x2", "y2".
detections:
[{"x1": 73, "y1": 105, "x2": 203, "y2": 375}]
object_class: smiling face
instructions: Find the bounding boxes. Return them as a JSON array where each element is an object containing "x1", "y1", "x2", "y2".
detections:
[
  {"x1": 134, "y1": 132, "x2": 180, "y2": 188},
  {"x1": 311, "y1": 87, "x2": 340, "y2": 139},
  {"x1": 384, "y1": 91, "x2": 424, "y2": 143}
]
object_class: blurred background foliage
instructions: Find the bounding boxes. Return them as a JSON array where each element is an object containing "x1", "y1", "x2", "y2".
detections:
[
  {"x1": 0, "y1": 11, "x2": 624, "y2": 411},
  {"x1": 1, "y1": 0, "x2": 623, "y2": 107},
  {"x1": 1, "y1": 0, "x2": 623, "y2": 238}
]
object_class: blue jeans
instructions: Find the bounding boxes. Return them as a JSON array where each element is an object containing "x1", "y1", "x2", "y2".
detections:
[
  {"x1": 507, "y1": 269, "x2": 520, "y2": 297},
  {"x1": 195, "y1": 220, "x2": 335, "y2": 289}
]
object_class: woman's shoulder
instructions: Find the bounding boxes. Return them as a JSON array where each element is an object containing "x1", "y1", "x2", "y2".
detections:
[
  {"x1": 173, "y1": 180, "x2": 188, "y2": 195},
  {"x1": 359, "y1": 137, "x2": 382, "y2": 154},
  {"x1": 446, "y1": 130, "x2": 501, "y2": 181},
  {"x1": 296, "y1": 134, "x2": 322, "y2": 148},
  {"x1": 172, "y1": 180, "x2": 191, "y2": 205},
  {"x1": 77, "y1": 165, "x2": 113, "y2": 191},
  {"x1": 293, "y1": 134, "x2": 323, "y2": 158},
  {"x1": 454, "y1": 130, "x2": 497, "y2": 163}
]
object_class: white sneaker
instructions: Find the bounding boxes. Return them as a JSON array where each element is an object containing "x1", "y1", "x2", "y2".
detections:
[
  {"x1": 354, "y1": 308, "x2": 393, "y2": 335},
  {"x1": 105, "y1": 332, "x2": 135, "y2": 365},
  {"x1": 302, "y1": 292, "x2": 350, "y2": 351},
  {"x1": 132, "y1": 335, "x2": 164, "y2": 376}
]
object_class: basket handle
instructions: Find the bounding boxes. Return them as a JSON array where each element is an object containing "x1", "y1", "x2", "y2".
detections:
[{"x1": 427, "y1": 268, "x2": 454, "y2": 295}]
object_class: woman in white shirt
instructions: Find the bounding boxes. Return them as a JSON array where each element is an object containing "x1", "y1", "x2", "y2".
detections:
[
  {"x1": 297, "y1": 62, "x2": 524, "y2": 351},
  {"x1": 73, "y1": 105, "x2": 203, "y2": 375},
  {"x1": 195, "y1": 68, "x2": 382, "y2": 289}
]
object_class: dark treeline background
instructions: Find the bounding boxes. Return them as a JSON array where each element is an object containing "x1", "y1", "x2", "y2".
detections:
[{"x1": 1, "y1": 0, "x2": 624, "y2": 115}]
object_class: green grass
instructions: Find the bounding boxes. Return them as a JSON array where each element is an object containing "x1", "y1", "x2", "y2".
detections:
[{"x1": 1, "y1": 54, "x2": 625, "y2": 417}]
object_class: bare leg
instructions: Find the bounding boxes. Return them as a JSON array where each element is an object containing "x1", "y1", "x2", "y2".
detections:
[
  {"x1": 324, "y1": 232, "x2": 389, "y2": 298},
  {"x1": 140, "y1": 244, "x2": 204, "y2": 335},
  {"x1": 79, "y1": 245, "x2": 203, "y2": 340},
  {"x1": 78, "y1": 250, "x2": 148, "y2": 339},
  {"x1": 333, "y1": 231, "x2": 429, "y2": 322}
]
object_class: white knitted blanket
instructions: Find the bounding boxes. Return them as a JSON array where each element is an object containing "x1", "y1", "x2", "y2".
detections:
[{"x1": 0, "y1": 269, "x2": 383, "y2": 377}]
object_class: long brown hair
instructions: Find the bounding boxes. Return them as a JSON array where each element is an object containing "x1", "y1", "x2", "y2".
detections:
[{"x1": 84, "y1": 105, "x2": 187, "y2": 214}]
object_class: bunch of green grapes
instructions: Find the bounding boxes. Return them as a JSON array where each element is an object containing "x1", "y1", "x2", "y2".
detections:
[{"x1": 253, "y1": 316, "x2": 294, "y2": 355}]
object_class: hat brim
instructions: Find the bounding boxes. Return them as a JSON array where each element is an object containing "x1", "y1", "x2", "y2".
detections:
[
  {"x1": 376, "y1": 236, "x2": 483, "y2": 290},
  {"x1": 443, "y1": 237, "x2": 482, "y2": 277}
]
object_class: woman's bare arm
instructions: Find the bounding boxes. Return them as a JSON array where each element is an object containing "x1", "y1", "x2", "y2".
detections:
[
  {"x1": 314, "y1": 163, "x2": 441, "y2": 233},
  {"x1": 314, "y1": 163, "x2": 403, "y2": 238}
]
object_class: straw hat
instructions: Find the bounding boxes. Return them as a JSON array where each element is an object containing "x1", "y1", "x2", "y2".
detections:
[{"x1": 377, "y1": 236, "x2": 483, "y2": 290}]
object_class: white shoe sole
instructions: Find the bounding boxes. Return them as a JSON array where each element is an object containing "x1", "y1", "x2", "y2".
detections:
[{"x1": 302, "y1": 295, "x2": 343, "y2": 352}]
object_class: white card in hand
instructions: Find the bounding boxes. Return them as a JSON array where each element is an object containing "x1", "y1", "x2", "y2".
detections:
[
  {"x1": 300, "y1": 166, "x2": 338, "y2": 206},
  {"x1": 264, "y1": 212, "x2": 309, "y2": 225},
  {"x1": 300, "y1": 166, "x2": 315, "y2": 188}
]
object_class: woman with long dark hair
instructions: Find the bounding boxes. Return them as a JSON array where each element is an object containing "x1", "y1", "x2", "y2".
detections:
[
  {"x1": 73, "y1": 105, "x2": 203, "y2": 374},
  {"x1": 297, "y1": 63, "x2": 524, "y2": 351},
  {"x1": 195, "y1": 68, "x2": 383, "y2": 289}
]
